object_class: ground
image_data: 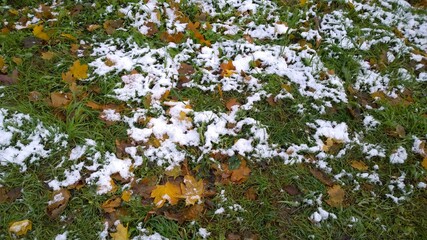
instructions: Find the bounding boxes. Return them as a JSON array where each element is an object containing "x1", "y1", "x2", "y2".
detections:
[{"x1": 0, "y1": 0, "x2": 427, "y2": 239}]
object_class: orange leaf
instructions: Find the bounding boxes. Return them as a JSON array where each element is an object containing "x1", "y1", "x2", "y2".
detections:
[
  {"x1": 110, "y1": 223, "x2": 128, "y2": 240},
  {"x1": 70, "y1": 60, "x2": 88, "y2": 80},
  {"x1": 46, "y1": 189, "x2": 71, "y2": 219},
  {"x1": 151, "y1": 182, "x2": 181, "y2": 208},
  {"x1": 220, "y1": 60, "x2": 236, "y2": 77},
  {"x1": 102, "y1": 197, "x2": 121, "y2": 213},
  {"x1": 33, "y1": 25, "x2": 50, "y2": 40},
  {"x1": 50, "y1": 92, "x2": 72, "y2": 107},
  {"x1": 121, "y1": 190, "x2": 132, "y2": 202},
  {"x1": 225, "y1": 98, "x2": 240, "y2": 111},
  {"x1": 325, "y1": 185, "x2": 345, "y2": 207},
  {"x1": 180, "y1": 175, "x2": 204, "y2": 205},
  {"x1": 9, "y1": 220, "x2": 32, "y2": 236},
  {"x1": 350, "y1": 160, "x2": 368, "y2": 171},
  {"x1": 230, "y1": 160, "x2": 251, "y2": 183}
]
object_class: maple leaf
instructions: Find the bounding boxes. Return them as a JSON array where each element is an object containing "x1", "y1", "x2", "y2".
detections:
[
  {"x1": 230, "y1": 159, "x2": 251, "y2": 183},
  {"x1": 9, "y1": 220, "x2": 32, "y2": 236},
  {"x1": 70, "y1": 60, "x2": 88, "y2": 80},
  {"x1": 33, "y1": 25, "x2": 50, "y2": 41},
  {"x1": 325, "y1": 185, "x2": 345, "y2": 207},
  {"x1": 110, "y1": 223, "x2": 128, "y2": 240},
  {"x1": 180, "y1": 175, "x2": 204, "y2": 205},
  {"x1": 220, "y1": 60, "x2": 236, "y2": 77},
  {"x1": 102, "y1": 196, "x2": 122, "y2": 213},
  {"x1": 151, "y1": 182, "x2": 181, "y2": 208},
  {"x1": 50, "y1": 92, "x2": 72, "y2": 107},
  {"x1": 225, "y1": 98, "x2": 241, "y2": 111}
]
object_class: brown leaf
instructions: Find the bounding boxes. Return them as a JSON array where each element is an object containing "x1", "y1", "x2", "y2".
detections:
[
  {"x1": 266, "y1": 95, "x2": 277, "y2": 106},
  {"x1": 160, "y1": 32, "x2": 184, "y2": 43},
  {"x1": 164, "y1": 204, "x2": 204, "y2": 224},
  {"x1": 325, "y1": 185, "x2": 345, "y2": 207},
  {"x1": 244, "y1": 187, "x2": 258, "y2": 200},
  {"x1": 226, "y1": 98, "x2": 240, "y2": 111},
  {"x1": 0, "y1": 69, "x2": 18, "y2": 85},
  {"x1": 220, "y1": 60, "x2": 236, "y2": 77},
  {"x1": 283, "y1": 185, "x2": 301, "y2": 196},
  {"x1": 131, "y1": 177, "x2": 157, "y2": 199},
  {"x1": 41, "y1": 51, "x2": 55, "y2": 60},
  {"x1": 102, "y1": 197, "x2": 122, "y2": 213},
  {"x1": 309, "y1": 168, "x2": 334, "y2": 186},
  {"x1": 227, "y1": 233, "x2": 242, "y2": 240},
  {"x1": 104, "y1": 20, "x2": 124, "y2": 35},
  {"x1": 87, "y1": 24, "x2": 101, "y2": 32},
  {"x1": 350, "y1": 160, "x2": 368, "y2": 171},
  {"x1": 7, "y1": 187, "x2": 22, "y2": 202},
  {"x1": 46, "y1": 189, "x2": 71, "y2": 219},
  {"x1": 145, "y1": 22, "x2": 159, "y2": 36},
  {"x1": 180, "y1": 175, "x2": 204, "y2": 205},
  {"x1": 230, "y1": 159, "x2": 251, "y2": 183},
  {"x1": 50, "y1": 92, "x2": 72, "y2": 107}
]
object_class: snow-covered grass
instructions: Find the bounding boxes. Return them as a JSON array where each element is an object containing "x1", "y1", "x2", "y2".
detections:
[{"x1": 1, "y1": 0, "x2": 427, "y2": 239}]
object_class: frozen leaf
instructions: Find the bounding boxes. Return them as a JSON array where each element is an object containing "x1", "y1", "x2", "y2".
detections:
[
  {"x1": 102, "y1": 197, "x2": 121, "y2": 213},
  {"x1": 422, "y1": 157, "x2": 427, "y2": 170},
  {"x1": 230, "y1": 160, "x2": 251, "y2": 183},
  {"x1": 310, "y1": 168, "x2": 334, "y2": 186},
  {"x1": 350, "y1": 161, "x2": 368, "y2": 171},
  {"x1": 33, "y1": 25, "x2": 50, "y2": 41},
  {"x1": 50, "y1": 92, "x2": 72, "y2": 107},
  {"x1": 160, "y1": 32, "x2": 184, "y2": 43},
  {"x1": 226, "y1": 98, "x2": 240, "y2": 111},
  {"x1": 70, "y1": 60, "x2": 88, "y2": 80},
  {"x1": 325, "y1": 185, "x2": 345, "y2": 207},
  {"x1": 151, "y1": 182, "x2": 181, "y2": 208},
  {"x1": 105, "y1": 58, "x2": 115, "y2": 67},
  {"x1": 110, "y1": 223, "x2": 128, "y2": 240},
  {"x1": 121, "y1": 190, "x2": 132, "y2": 202},
  {"x1": 180, "y1": 175, "x2": 204, "y2": 205},
  {"x1": 41, "y1": 51, "x2": 54, "y2": 60},
  {"x1": 145, "y1": 22, "x2": 159, "y2": 36},
  {"x1": 220, "y1": 60, "x2": 236, "y2": 77},
  {"x1": 46, "y1": 189, "x2": 71, "y2": 219},
  {"x1": 9, "y1": 219, "x2": 32, "y2": 236}
]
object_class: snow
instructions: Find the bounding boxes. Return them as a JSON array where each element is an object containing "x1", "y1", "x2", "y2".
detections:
[
  {"x1": 54, "y1": 232, "x2": 68, "y2": 240},
  {"x1": 197, "y1": 228, "x2": 211, "y2": 239},
  {"x1": 389, "y1": 146, "x2": 408, "y2": 164}
]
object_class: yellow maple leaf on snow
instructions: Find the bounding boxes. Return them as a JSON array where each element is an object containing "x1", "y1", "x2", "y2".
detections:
[
  {"x1": 180, "y1": 175, "x2": 204, "y2": 205},
  {"x1": 151, "y1": 182, "x2": 181, "y2": 208},
  {"x1": 70, "y1": 60, "x2": 88, "y2": 80}
]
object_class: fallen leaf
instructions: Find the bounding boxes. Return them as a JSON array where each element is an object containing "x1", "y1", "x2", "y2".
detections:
[
  {"x1": 46, "y1": 189, "x2": 71, "y2": 219},
  {"x1": 12, "y1": 57, "x2": 22, "y2": 65},
  {"x1": 61, "y1": 33, "x2": 77, "y2": 41},
  {"x1": 180, "y1": 175, "x2": 204, "y2": 205},
  {"x1": 227, "y1": 233, "x2": 241, "y2": 240},
  {"x1": 165, "y1": 165, "x2": 182, "y2": 179},
  {"x1": 131, "y1": 177, "x2": 156, "y2": 200},
  {"x1": 87, "y1": 24, "x2": 101, "y2": 32},
  {"x1": 102, "y1": 197, "x2": 122, "y2": 213},
  {"x1": 7, "y1": 187, "x2": 22, "y2": 202},
  {"x1": 0, "y1": 69, "x2": 19, "y2": 85},
  {"x1": 105, "y1": 58, "x2": 115, "y2": 67},
  {"x1": 70, "y1": 60, "x2": 88, "y2": 80},
  {"x1": 160, "y1": 32, "x2": 184, "y2": 43},
  {"x1": 151, "y1": 182, "x2": 182, "y2": 208},
  {"x1": 225, "y1": 98, "x2": 240, "y2": 111},
  {"x1": 422, "y1": 157, "x2": 427, "y2": 170},
  {"x1": 9, "y1": 220, "x2": 32, "y2": 236},
  {"x1": 309, "y1": 168, "x2": 334, "y2": 186},
  {"x1": 33, "y1": 25, "x2": 50, "y2": 41},
  {"x1": 62, "y1": 71, "x2": 75, "y2": 84},
  {"x1": 283, "y1": 185, "x2": 301, "y2": 196},
  {"x1": 325, "y1": 185, "x2": 345, "y2": 207},
  {"x1": 230, "y1": 159, "x2": 251, "y2": 183},
  {"x1": 244, "y1": 187, "x2": 258, "y2": 200},
  {"x1": 220, "y1": 60, "x2": 236, "y2": 77},
  {"x1": 350, "y1": 160, "x2": 368, "y2": 171},
  {"x1": 50, "y1": 92, "x2": 72, "y2": 107},
  {"x1": 104, "y1": 19, "x2": 124, "y2": 35},
  {"x1": 121, "y1": 190, "x2": 132, "y2": 202},
  {"x1": 145, "y1": 22, "x2": 159, "y2": 36},
  {"x1": 0, "y1": 56, "x2": 5, "y2": 72},
  {"x1": 110, "y1": 223, "x2": 128, "y2": 240},
  {"x1": 41, "y1": 51, "x2": 54, "y2": 60},
  {"x1": 164, "y1": 204, "x2": 204, "y2": 223}
]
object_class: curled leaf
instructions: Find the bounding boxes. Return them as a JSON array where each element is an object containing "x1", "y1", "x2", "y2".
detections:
[
  {"x1": 46, "y1": 189, "x2": 71, "y2": 219},
  {"x1": 9, "y1": 219, "x2": 32, "y2": 236}
]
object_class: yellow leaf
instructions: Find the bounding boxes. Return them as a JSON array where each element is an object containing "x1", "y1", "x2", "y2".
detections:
[
  {"x1": 87, "y1": 24, "x2": 101, "y2": 32},
  {"x1": 70, "y1": 60, "x2": 88, "y2": 80},
  {"x1": 325, "y1": 185, "x2": 345, "y2": 207},
  {"x1": 9, "y1": 9, "x2": 19, "y2": 15},
  {"x1": 350, "y1": 160, "x2": 368, "y2": 171},
  {"x1": 300, "y1": 0, "x2": 308, "y2": 6},
  {"x1": 61, "y1": 33, "x2": 77, "y2": 41},
  {"x1": 9, "y1": 219, "x2": 32, "y2": 236},
  {"x1": 180, "y1": 175, "x2": 204, "y2": 205},
  {"x1": 151, "y1": 182, "x2": 181, "y2": 208},
  {"x1": 12, "y1": 57, "x2": 22, "y2": 65},
  {"x1": 121, "y1": 190, "x2": 132, "y2": 202},
  {"x1": 165, "y1": 165, "x2": 182, "y2": 178},
  {"x1": 0, "y1": 56, "x2": 5, "y2": 71},
  {"x1": 33, "y1": 25, "x2": 50, "y2": 41},
  {"x1": 41, "y1": 51, "x2": 55, "y2": 60},
  {"x1": 422, "y1": 157, "x2": 427, "y2": 170},
  {"x1": 110, "y1": 223, "x2": 128, "y2": 240}
]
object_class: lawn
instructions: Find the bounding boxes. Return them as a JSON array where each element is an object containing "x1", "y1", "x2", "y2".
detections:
[{"x1": 0, "y1": 0, "x2": 427, "y2": 239}]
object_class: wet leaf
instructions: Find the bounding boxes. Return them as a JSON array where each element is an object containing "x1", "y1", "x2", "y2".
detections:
[
  {"x1": 180, "y1": 175, "x2": 204, "y2": 205},
  {"x1": 145, "y1": 22, "x2": 159, "y2": 36},
  {"x1": 87, "y1": 24, "x2": 101, "y2": 32},
  {"x1": 9, "y1": 220, "x2": 32, "y2": 236},
  {"x1": 0, "y1": 56, "x2": 5, "y2": 72},
  {"x1": 33, "y1": 25, "x2": 50, "y2": 41},
  {"x1": 325, "y1": 185, "x2": 345, "y2": 207},
  {"x1": 131, "y1": 177, "x2": 156, "y2": 199},
  {"x1": 70, "y1": 60, "x2": 88, "y2": 80},
  {"x1": 102, "y1": 197, "x2": 122, "y2": 213},
  {"x1": 245, "y1": 187, "x2": 258, "y2": 200},
  {"x1": 12, "y1": 57, "x2": 22, "y2": 65},
  {"x1": 309, "y1": 168, "x2": 334, "y2": 186},
  {"x1": 46, "y1": 189, "x2": 71, "y2": 219},
  {"x1": 151, "y1": 182, "x2": 181, "y2": 208},
  {"x1": 160, "y1": 32, "x2": 184, "y2": 43},
  {"x1": 62, "y1": 71, "x2": 75, "y2": 84},
  {"x1": 165, "y1": 165, "x2": 182, "y2": 179},
  {"x1": 350, "y1": 160, "x2": 368, "y2": 171},
  {"x1": 110, "y1": 223, "x2": 128, "y2": 240},
  {"x1": 61, "y1": 33, "x2": 77, "y2": 41},
  {"x1": 164, "y1": 204, "x2": 204, "y2": 223}
]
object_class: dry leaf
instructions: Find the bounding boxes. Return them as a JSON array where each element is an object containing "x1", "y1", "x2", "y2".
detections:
[
  {"x1": 41, "y1": 51, "x2": 54, "y2": 60},
  {"x1": 62, "y1": 71, "x2": 75, "y2": 84},
  {"x1": 121, "y1": 190, "x2": 132, "y2": 202},
  {"x1": 9, "y1": 219, "x2": 32, "y2": 236},
  {"x1": 180, "y1": 175, "x2": 204, "y2": 205},
  {"x1": 50, "y1": 92, "x2": 72, "y2": 107},
  {"x1": 0, "y1": 56, "x2": 5, "y2": 72},
  {"x1": 325, "y1": 185, "x2": 345, "y2": 207},
  {"x1": 160, "y1": 32, "x2": 184, "y2": 43},
  {"x1": 110, "y1": 223, "x2": 128, "y2": 240},
  {"x1": 46, "y1": 189, "x2": 71, "y2": 219},
  {"x1": 220, "y1": 60, "x2": 236, "y2": 77},
  {"x1": 131, "y1": 177, "x2": 156, "y2": 200},
  {"x1": 33, "y1": 25, "x2": 50, "y2": 41},
  {"x1": 70, "y1": 60, "x2": 88, "y2": 80},
  {"x1": 104, "y1": 20, "x2": 124, "y2": 35},
  {"x1": 245, "y1": 187, "x2": 258, "y2": 200},
  {"x1": 151, "y1": 182, "x2": 181, "y2": 208},
  {"x1": 87, "y1": 24, "x2": 101, "y2": 31},
  {"x1": 230, "y1": 159, "x2": 251, "y2": 183},
  {"x1": 309, "y1": 168, "x2": 334, "y2": 186},
  {"x1": 350, "y1": 160, "x2": 368, "y2": 171},
  {"x1": 226, "y1": 98, "x2": 240, "y2": 111},
  {"x1": 164, "y1": 204, "x2": 204, "y2": 224},
  {"x1": 102, "y1": 197, "x2": 122, "y2": 213}
]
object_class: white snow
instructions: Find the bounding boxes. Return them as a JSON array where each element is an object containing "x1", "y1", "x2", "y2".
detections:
[{"x1": 389, "y1": 146, "x2": 408, "y2": 164}]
